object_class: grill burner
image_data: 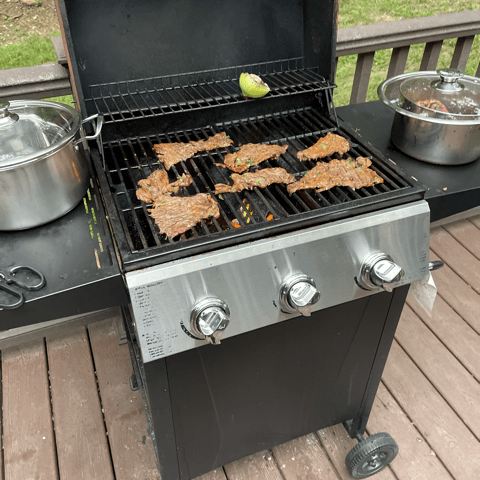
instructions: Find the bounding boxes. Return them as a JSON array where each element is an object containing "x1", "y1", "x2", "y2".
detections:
[{"x1": 94, "y1": 106, "x2": 417, "y2": 271}]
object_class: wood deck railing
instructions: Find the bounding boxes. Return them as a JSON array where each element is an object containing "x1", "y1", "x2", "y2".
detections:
[
  {"x1": 338, "y1": 10, "x2": 480, "y2": 104},
  {"x1": 0, "y1": 11, "x2": 479, "y2": 104}
]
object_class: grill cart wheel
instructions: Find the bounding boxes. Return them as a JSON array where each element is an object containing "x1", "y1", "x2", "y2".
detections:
[{"x1": 345, "y1": 432, "x2": 399, "y2": 478}]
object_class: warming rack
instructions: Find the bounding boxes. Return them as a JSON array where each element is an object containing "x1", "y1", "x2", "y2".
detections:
[
  {"x1": 86, "y1": 58, "x2": 334, "y2": 125},
  {"x1": 91, "y1": 106, "x2": 423, "y2": 272}
]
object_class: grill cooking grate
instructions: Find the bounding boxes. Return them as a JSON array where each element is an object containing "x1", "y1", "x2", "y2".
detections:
[{"x1": 94, "y1": 106, "x2": 419, "y2": 271}]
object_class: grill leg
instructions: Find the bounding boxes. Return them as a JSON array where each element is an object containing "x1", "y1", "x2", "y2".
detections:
[
  {"x1": 343, "y1": 285, "x2": 409, "y2": 441},
  {"x1": 343, "y1": 418, "x2": 366, "y2": 440}
]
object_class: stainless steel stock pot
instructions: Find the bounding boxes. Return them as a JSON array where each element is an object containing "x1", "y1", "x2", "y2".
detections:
[
  {"x1": 378, "y1": 69, "x2": 480, "y2": 166},
  {"x1": 0, "y1": 99, "x2": 103, "y2": 230}
]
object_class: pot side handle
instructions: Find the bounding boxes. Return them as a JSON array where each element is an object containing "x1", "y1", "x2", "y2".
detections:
[{"x1": 73, "y1": 114, "x2": 104, "y2": 147}]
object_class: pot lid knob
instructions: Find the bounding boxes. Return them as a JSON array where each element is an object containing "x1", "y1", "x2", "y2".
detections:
[
  {"x1": 0, "y1": 100, "x2": 19, "y2": 128},
  {"x1": 434, "y1": 69, "x2": 464, "y2": 92}
]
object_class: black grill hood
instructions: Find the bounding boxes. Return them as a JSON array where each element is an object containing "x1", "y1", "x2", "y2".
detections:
[{"x1": 56, "y1": 0, "x2": 338, "y2": 117}]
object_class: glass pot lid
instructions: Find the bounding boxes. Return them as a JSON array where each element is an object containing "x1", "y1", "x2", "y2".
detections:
[
  {"x1": 0, "y1": 99, "x2": 81, "y2": 169},
  {"x1": 378, "y1": 70, "x2": 480, "y2": 123}
]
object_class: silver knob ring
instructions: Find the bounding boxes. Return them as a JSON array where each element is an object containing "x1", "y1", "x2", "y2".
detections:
[
  {"x1": 280, "y1": 273, "x2": 321, "y2": 316},
  {"x1": 190, "y1": 297, "x2": 230, "y2": 344},
  {"x1": 359, "y1": 252, "x2": 405, "y2": 292}
]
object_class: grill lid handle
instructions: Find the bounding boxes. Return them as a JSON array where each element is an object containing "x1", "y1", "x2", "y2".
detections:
[
  {"x1": 190, "y1": 297, "x2": 230, "y2": 345},
  {"x1": 359, "y1": 253, "x2": 405, "y2": 292},
  {"x1": 280, "y1": 274, "x2": 321, "y2": 316}
]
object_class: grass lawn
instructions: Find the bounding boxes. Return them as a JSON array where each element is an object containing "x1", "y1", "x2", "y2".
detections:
[
  {"x1": 0, "y1": 32, "x2": 73, "y2": 105},
  {"x1": 0, "y1": 2, "x2": 478, "y2": 107}
]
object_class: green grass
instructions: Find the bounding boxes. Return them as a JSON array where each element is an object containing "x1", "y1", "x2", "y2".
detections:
[
  {"x1": 339, "y1": 0, "x2": 479, "y2": 28},
  {"x1": 0, "y1": 32, "x2": 60, "y2": 69},
  {"x1": 0, "y1": 31, "x2": 74, "y2": 105}
]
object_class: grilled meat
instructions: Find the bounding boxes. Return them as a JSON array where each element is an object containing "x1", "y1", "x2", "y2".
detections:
[
  {"x1": 297, "y1": 132, "x2": 350, "y2": 161},
  {"x1": 416, "y1": 99, "x2": 449, "y2": 113},
  {"x1": 154, "y1": 132, "x2": 233, "y2": 170},
  {"x1": 154, "y1": 143, "x2": 197, "y2": 170},
  {"x1": 222, "y1": 144, "x2": 288, "y2": 173},
  {"x1": 192, "y1": 132, "x2": 233, "y2": 151},
  {"x1": 215, "y1": 168, "x2": 295, "y2": 194},
  {"x1": 136, "y1": 169, "x2": 193, "y2": 203},
  {"x1": 149, "y1": 193, "x2": 220, "y2": 238},
  {"x1": 287, "y1": 157, "x2": 383, "y2": 194}
]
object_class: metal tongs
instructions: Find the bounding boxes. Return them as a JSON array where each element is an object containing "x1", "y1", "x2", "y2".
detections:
[{"x1": 0, "y1": 266, "x2": 46, "y2": 310}]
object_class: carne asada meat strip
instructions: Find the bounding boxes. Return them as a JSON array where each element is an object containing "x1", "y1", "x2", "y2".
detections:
[
  {"x1": 297, "y1": 132, "x2": 350, "y2": 161},
  {"x1": 221, "y1": 144, "x2": 289, "y2": 173},
  {"x1": 154, "y1": 132, "x2": 233, "y2": 170},
  {"x1": 416, "y1": 98, "x2": 449, "y2": 113},
  {"x1": 136, "y1": 169, "x2": 193, "y2": 204},
  {"x1": 215, "y1": 168, "x2": 295, "y2": 194},
  {"x1": 287, "y1": 157, "x2": 383, "y2": 194},
  {"x1": 149, "y1": 193, "x2": 220, "y2": 238}
]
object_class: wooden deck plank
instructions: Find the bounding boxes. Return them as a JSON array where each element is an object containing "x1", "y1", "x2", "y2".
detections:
[
  {"x1": 273, "y1": 433, "x2": 341, "y2": 479},
  {"x1": 3, "y1": 211, "x2": 480, "y2": 480},
  {"x1": 430, "y1": 226, "x2": 480, "y2": 293},
  {"x1": 395, "y1": 305, "x2": 480, "y2": 438},
  {"x1": 46, "y1": 327, "x2": 115, "y2": 480},
  {"x1": 317, "y1": 424, "x2": 396, "y2": 480},
  {"x1": 368, "y1": 382, "x2": 453, "y2": 480},
  {"x1": 2, "y1": 339, "x2": 58, "y2": 480},
  {"x1": 429, "y1": 250, "x2": 480, "y2": 334},
  {"x1": 406, "y1": 292, "x2": 480, "y2": 381},
  {"x1": 382, "y1": 341, "x2": 480, "y2": 480},
  {"x1": 469, "y1": 214, "x2": 480, "y2": 229},
  {"x1": 224, "y1": 451, "x2": 284, "y2": 480},
  {"x1": 443, "y1": 218, "x2": 480, "y2": 260},
  {"x1": 87, "y1": 319, "x2": 161, "y2": 480}
]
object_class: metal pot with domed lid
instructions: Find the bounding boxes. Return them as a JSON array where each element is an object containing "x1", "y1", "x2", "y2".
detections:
[
  {"x1": 378, "y1": 69, "x2": 480, "y2": 165},
  {"x1": 0, "y1": 99, "x2": 103, "y2": 230}
]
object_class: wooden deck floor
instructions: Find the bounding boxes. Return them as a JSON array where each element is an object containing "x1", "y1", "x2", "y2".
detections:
[{"x1": 1, "y1": 215, "x2": 479, "y2": 480}]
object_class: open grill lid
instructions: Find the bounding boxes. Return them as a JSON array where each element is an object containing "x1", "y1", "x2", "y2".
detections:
[{"x1": 57, "y1": 0, "x2": 338, "y2": 123}]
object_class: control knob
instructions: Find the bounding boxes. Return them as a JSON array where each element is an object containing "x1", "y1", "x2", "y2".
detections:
[
  {"x1": 280, "y1": 273, "x2": 321, "y2": 316},
  {"x1": 359, "y1": 253, "x2": 405, "y2": 292},
  {"x1": 190, "y1": 297, "x2": 230, "y2": 345}
]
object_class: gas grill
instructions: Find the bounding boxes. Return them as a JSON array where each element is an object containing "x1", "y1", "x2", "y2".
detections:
[{"x1": 57, "y1": 0, "x2": 431, "y2": 478}]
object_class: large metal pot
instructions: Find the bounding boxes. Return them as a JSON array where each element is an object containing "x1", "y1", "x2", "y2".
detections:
[
  {"x1": 0, "y1": 100, "x2": 103, "y2": 230},
  {"x1": 378, "y1": 69, "x2": 480, "y2": 166}
]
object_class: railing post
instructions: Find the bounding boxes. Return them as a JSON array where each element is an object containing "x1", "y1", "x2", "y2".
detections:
[
  {"x1": 349, "y1": 52, "x2": 375, "y2": 105},
  {"x1": 420, "y1": 41, "x2": 444, "y2": 71},
  {"x1": 387, "y1": 46, "x2": 411, "y2": 78},
  {"x1": 450, "y1": 35, "x2": 475, "y2": 71}
]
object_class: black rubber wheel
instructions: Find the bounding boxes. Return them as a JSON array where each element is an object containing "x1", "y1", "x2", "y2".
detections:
[{"x1": 345, "y1": 432, "x2": 399, "y2": 478}]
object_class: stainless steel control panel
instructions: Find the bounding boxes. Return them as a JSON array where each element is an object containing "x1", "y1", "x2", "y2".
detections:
[{"x1": 126, "y1": 201, "x2": 430, "y2": 362}]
